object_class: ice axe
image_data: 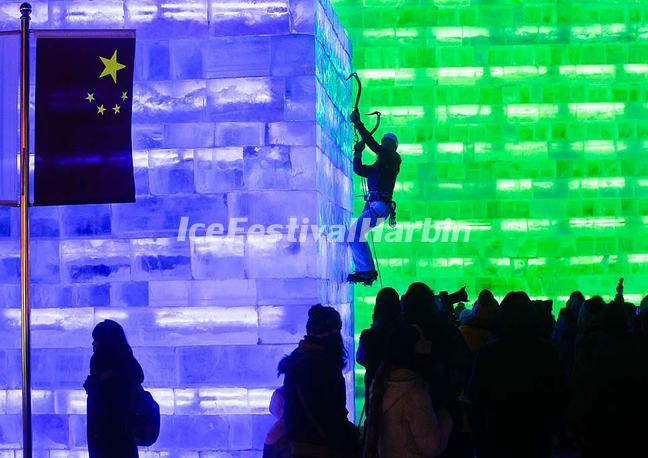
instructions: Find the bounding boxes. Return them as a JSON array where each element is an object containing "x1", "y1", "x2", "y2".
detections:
[
  {"x1": 346, "y1": 72, "x2": 381, "y2": 130},
  {"x1": 347, "y1": 71, "x2": 382, "y2": 144},
  {"x1": 347, "y1": 71, "x2": 362, "y2": 111}
]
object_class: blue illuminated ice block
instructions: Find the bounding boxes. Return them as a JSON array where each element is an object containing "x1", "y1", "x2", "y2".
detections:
[{"x1": 0, "y1": 0, "x2": 352, "y2": 455}]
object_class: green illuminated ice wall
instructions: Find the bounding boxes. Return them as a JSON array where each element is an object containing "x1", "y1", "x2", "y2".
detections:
[{"x1": 331, "y1": 0, "x2": 648, "y2": 407}]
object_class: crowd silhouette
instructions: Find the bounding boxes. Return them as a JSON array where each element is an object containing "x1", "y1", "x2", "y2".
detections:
[
  {"x1": 267, "y1": 281, "x2": 648, "y2": 458},
  {"x1": 83, "y1": 283, "x2": 648, "y2": 458}
]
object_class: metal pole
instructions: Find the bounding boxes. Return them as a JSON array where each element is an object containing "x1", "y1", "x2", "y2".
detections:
[{"x1": 19, "y1": 3, "x2": 32, "y2": 458}]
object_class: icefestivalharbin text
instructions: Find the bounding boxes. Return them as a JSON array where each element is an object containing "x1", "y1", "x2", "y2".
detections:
[{"x1": 177, "y1": 216, "x2": 472, "y2": 243}]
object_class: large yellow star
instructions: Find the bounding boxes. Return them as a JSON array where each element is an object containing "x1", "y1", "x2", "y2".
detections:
[{"x1": 99, "y1": 50, "x2": 126, "y2": 84}]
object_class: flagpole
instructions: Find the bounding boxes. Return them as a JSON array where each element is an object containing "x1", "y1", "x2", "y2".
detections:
[{"x1": 19, "y1": 3, "x2": 32, "y2": 458}]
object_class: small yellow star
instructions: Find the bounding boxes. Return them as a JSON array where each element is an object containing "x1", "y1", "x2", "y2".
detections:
[
  {"x1": 113, "y1": 104, "x2": 121, "y2": 114},
  {"x1": 97, "y1": 104, "x2": 106, "y2": 115},
  {"x1": 121, "y1": 91, "x2": 128, "y2": 101},
  {"x1": 85, "y1": 92, "x2": 95, "y2": 102},
  {"x1": 99, "y1": 50, "x2": 126, "y2": 84}
]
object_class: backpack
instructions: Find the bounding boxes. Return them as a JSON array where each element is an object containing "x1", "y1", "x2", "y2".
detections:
[{"x1": 132, "y1": 388, "x2": 160, "y2": 446}]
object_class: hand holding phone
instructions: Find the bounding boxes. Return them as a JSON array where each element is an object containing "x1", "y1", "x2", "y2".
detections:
[{"x1": 446, "y1": 286, "x2": 468, "y2": 305}]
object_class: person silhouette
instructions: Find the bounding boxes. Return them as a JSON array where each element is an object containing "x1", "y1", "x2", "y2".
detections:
[
  {"x1": 84, "y1": 320, "x2": 144, "y2": 458},
  {"x1": 278, "y1": 304, "x2": 359, "y2": 456},
  {"x1": 347, "y1": 108, "x2": 401, "y2": 286}
]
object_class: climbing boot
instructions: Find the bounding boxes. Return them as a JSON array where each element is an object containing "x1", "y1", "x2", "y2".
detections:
[{"x1": 347, "y1": 270, "x2": 378, "y2": 286}]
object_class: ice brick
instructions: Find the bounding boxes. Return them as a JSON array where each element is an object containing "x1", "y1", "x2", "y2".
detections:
[
  {"x1": 227, "y1": 190, "x2": 318, "y2": 226},
  {"x1": 149, "y1": 149, "x2": 195, "y2": 195},
  {"x1": 214, "y1": 122, "x2": 265, "y2": 147},
  {"x1": 285, "y1": 76, "x2": 316, "y2": 121},
  {"x1": 208, "y1": 0, "x2": 290, "y2": 36},
  {"x1": 258, "y1": 305, "x2": 311, "y2": 343},
  {"x1": 271, "y1": 35, "x2": 316, "y2": 76},
  {"x1": 148, "y1": 280, "x2": 190, "y2": 307},
  {"x1": 189, "y1": 280, "x2": 257, "y2": 307},
  {"x1": 243, "y1": 146, "x2": 292, "y2": 190},
  {"x1": 60, "y1": 240, "x2": 131, "y2": 283},
  {"x1": 170, "y1": 39, "x2": 203, "y2": 80},
  {"x1": 60, "y1": 205, "x2": 111, "y2": 237},
  {"x1": 194, "y1": 147, "x2": 244, "y2": 194},
  {"x1": 268, "y1": 121, "x2": 316, "y2": 146},
  {"x1": 178, "y1": 345, "x2": 294, "y2": 386},
  {"x1": 244, "y1": 234, "x2": 318, "y2": 279},
  {"x1": 206, "y1": 77, "x2": 285, "y2": 122},
  {"x1": 203, "y1": 36, "x2": 271, "y2": 78},
  {"x1": 111, "y1": 195, "x2": 228, "y2": 237},
  {"x1": 191, "y1": 236, "x2": 245, "y2": 280}
]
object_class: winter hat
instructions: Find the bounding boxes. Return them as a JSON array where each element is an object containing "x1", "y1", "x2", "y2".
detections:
[
  {"x1": 473, "y1": 289, "x2": 499, "y2": 321},
  {"x1": 382, "y1": 132, "x2": 398, "y2": 148},
  {"x1": 458, "y1": 308, "x2": 473, "y2": 324},
  {"x1": 306, "y1": 304, "x2": 342, "y2": 337},
  {"x1": 500, "y1": 291, "x2": 535, "y2": 333},
  {"x1": 578, "y1": 296, "x2": 606, "y2": 331}
]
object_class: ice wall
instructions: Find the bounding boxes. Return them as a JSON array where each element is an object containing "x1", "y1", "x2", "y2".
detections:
[
  {"x1": 0, "y1": 1, "x2": 353, "y2": 456},
  {"x1": 332, "y1": 0, "x2": 648, "y2": 411}
]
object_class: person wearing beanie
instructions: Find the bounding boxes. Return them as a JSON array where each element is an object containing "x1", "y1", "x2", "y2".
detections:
[
  {"x1": 459, "y1": 289, "x2": 500, "y2": 355},
  {"x1": 346, "y1": 108, "x2": 402, "y2": 286},
  {"x1": 277, "y1": 305, "x2": 359, "y2": 457}
]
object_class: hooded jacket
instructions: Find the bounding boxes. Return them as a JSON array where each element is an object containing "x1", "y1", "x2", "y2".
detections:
[{"x1": 378, "y1": 368, "x2": 452, "y2": 458}]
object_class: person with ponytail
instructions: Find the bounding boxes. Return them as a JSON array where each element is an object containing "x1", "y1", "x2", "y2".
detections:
[
  {"x1": 357, "y1": 287, "x2": 401, "y2": 407},
  {"x1": 84, "y1": 320, "x2": 144, "y2": 458},
  {"x1": 278, "y1": 304, "x2": 359, "y2": 457}
]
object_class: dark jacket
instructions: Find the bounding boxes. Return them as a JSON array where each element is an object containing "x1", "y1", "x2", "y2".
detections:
[
  {"x1": 84, "y1": 350, "x2": 144, "y2": 458},
  {"x1": 352, "y1": 121, "x2": 401, "y2": 199},
  {"x1": 356, "y1": 325, "x2": 395, "y2": 404},
  {"x1": 279, "y1": 340, "x2": 357, "y2": 451},
  {"x1": 568, "y1": 328, "x2": 645, "y2": 458},
  {"x1": 417, "y1": 315, "x2": 471, "y2": 411},
  {"x1": 551, "y1": 307, "x2": 579, "y2": 378},
  {"x1": 468, "y1": 336, "x2": 567, "y2": 458}
]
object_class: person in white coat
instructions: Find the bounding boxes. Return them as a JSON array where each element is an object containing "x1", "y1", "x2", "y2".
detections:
[{"x1": 363, "y1": 325, "x2": 453, "y2": 458}]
